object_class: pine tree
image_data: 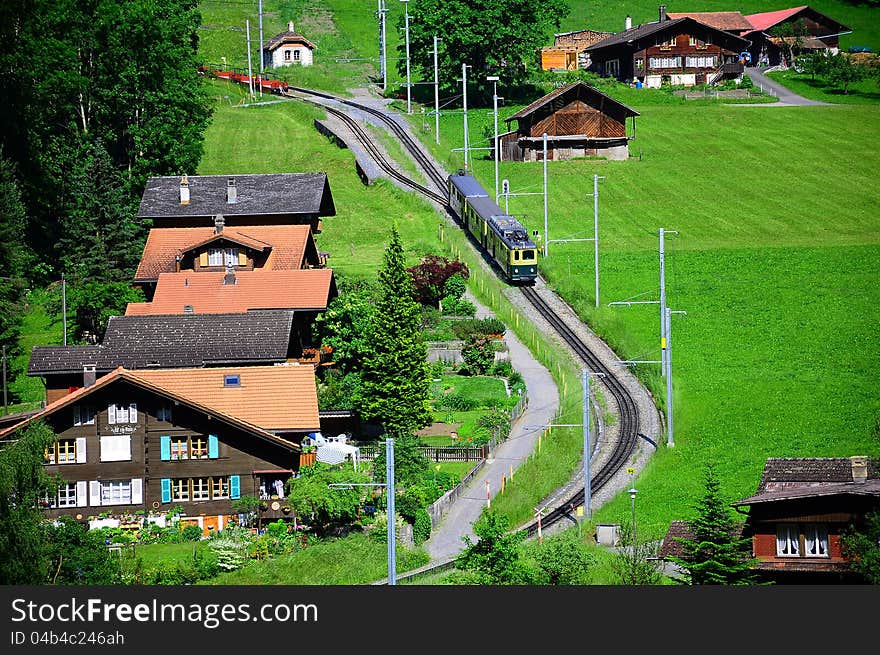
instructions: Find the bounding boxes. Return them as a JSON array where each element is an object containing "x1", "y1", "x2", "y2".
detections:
[
  {"x1": 358, "y1": 225, "x2": 433, "y2": 438},
  {"x1": 669, "y1": 462, "x2": 760, "y2": 585}
]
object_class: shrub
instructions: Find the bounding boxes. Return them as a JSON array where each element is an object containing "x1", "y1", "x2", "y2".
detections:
[
  {"x1": 492, "y1": 360, "x2": 514, "y2": 378},
  {"x1": 443, "y1": 273, "x2": 467, "y2": 300},
  {"x1": 180, "y1": 524, "x2": 204, "y2": 542},
  {"x1": 442, "y1": 296, "x2": 476, "y2": 317},
  {"x1": 413, "y1": 509, "x2": 432, "y2": 545},
  {"x1": 462, "y1": 336, "x2": 496, "y2": 375},
  {"x1": 438, "y1": 391, "x2": 478, "y2": 411},
  {"x1": 452, "y1": 317, "x2": 506, "y2": 340}
]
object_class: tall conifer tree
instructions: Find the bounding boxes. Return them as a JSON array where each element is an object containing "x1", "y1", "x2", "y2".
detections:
[{"x1": 669, "y1": 462, "x2": 760, "y2": 585}]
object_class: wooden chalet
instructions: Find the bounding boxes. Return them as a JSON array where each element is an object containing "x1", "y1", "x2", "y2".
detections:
[
  {"x1": 134, "y1": 220, "x2": 326, "y2": 299},
  {"x1": 138, "y1": 173, "x2": 336, "y2": 233},
  {"x1": 498, "y1": 81, "x2": 639, "y2": 162},
  {"x1": 659, "y1": 456, "x2": 880, "y2": 583},
  {"x1": 732, "y1": 456, "x2": 879, "y2": 583},
  {"x1": 742, "y1": 6, "x2": 851, "y2": 67},
  {"x1": 262, "y1": 21, "x2": 316, "y2": 68},
  {"x1": 28, "y1": 311, "x2": 315, "y2": 405},
  {"x1": 584, "y1": 6, "x2": 752, "y2": 88},
  {"x1": 0, "y1": 365, "x2": 321, "y2": 535}
]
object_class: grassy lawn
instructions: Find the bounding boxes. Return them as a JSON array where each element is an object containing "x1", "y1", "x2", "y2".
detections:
[
  {"x1": 767, "y1": 68, "x2": 880, "y2": 104},
  {"x1": 131, "y1": 541, "x2": 208, "y2": 568}
]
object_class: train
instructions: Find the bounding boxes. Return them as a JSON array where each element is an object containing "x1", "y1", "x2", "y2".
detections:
[{"x1": 447, "y1": 171, "x2": 538, "y2": 284}]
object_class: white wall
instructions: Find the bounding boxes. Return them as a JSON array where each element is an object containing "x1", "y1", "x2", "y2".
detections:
[{"x1": 271, "y1": 46, "x2": 313, "y2": 67}]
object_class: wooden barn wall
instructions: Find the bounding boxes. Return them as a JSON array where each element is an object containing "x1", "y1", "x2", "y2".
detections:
[{"x1": 527, "y1": 98, "x2": 625, "y2": 139}]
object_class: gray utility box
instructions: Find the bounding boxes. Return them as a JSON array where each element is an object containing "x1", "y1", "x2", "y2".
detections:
[{"x1": 595, "y1": 523, "x2": 621, "y2": 546}]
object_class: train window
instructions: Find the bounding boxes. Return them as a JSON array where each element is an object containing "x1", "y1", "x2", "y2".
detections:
[
  {"x1": 522, "y1": 250, "x2": 535, "y2": 261},
  {"x1": 514, "y1": 251, "x2": 520, "y2": 261}
]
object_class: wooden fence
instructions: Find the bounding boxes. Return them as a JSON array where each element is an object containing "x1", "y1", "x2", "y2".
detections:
[{"x1": 358, "y1": 445, "x2": 486, "y2": 462}]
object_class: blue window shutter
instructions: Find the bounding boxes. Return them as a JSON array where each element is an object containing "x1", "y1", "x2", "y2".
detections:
[
  {"x1": 208, "y1": 434, "x2": 219, "y2": 459},
  {"x1": 161, "y1": 478, "x2": 172, "y2": 503},
  {"x1": 230, "y1": 475, "x2": 240, "y2": 499},
  {"x1": 160, "y1": 436, "x2": 171, "y2": 461}
]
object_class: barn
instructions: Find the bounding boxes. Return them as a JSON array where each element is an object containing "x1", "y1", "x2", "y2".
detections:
[{"x1": 496, "y1": 81, "x2": 639, "y2": 162}]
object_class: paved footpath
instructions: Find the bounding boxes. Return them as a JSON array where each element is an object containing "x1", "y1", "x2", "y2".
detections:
[
  {"x1": 423, "y1": 295, "x2": 559, "y2": 563},
  {"x1": 738, "y1": 66, "x2": 831, "y2": 106}
]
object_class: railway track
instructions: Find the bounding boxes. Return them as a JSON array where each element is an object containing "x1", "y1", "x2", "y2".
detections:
[
  {"x1": 286, "y1": 84, "x2": 644, "y2": 538},
  {"x1": 517, "y1": 286, "x2": 641, "y2": 537},
  {"x1": 283, "y1": 87, "x2": 449, "y2": 205}
]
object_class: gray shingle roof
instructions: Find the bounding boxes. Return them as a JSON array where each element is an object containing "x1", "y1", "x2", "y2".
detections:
[
  {"x1": 757, "y1": 457, "x2": 879, "y2": 490},
  {"x1": 29, "y1": 311, "x2": 295, "y2": 374},
  {"x1": 137, "y1": 173, "x2": 336, "y2": 219}
]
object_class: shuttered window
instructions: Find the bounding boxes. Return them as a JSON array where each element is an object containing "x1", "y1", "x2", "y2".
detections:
[{"x1": 108, "y1": 402, "x2": 137, "y2": 424}]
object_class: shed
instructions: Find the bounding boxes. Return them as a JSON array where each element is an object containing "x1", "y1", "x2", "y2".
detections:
[{"x1": 498, "y1": 81, "x2": 639, "y2": 162}]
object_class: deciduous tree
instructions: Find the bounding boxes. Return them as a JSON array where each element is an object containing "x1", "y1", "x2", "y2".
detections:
[
  {"x1": 841, "y1": 509, "x2": 880, "y2": 584},
  {"x1": 397, "y1": 0, "x2": 570, "y2": 105}
]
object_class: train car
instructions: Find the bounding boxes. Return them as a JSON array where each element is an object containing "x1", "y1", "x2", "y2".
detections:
[{"x1": 447, "y1": 171, "x2": 538, "y2": 284}]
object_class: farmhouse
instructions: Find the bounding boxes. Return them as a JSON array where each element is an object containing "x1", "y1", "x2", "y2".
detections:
[
  {"x1": 497, "y1": 81, "x2": 639, "y2": 162},
  {"x1": 138, "y1": 173, "x2": 336, "y2": 233},
  {"x1": 732, "y1": 456, "x2": 879, "y2": 583},
  {"x1": 742, "y1": 6, "x2": 851, "y2": 67},
  {"x1": 584, "y1": 6, "x2": 751, "y2": 87},
  {"x1": 0, "y1": 365, "x2": 320, "y2": 533},
  {"x1": 28, "y1": 311, "x2": 308, "y2": 405},
  {"x1": 262, "y1": 21, "x2": 316, "y2": 68},
  {"x1": 659, "y1": 456, "x2": 880, "y2": 583},
  {"x1": 134, "y1": 221, "x2": 325, "y2": 298}
]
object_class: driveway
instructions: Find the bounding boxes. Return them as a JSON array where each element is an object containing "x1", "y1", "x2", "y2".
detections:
[{"x1": 742, "y1": 66, "x2": 832, "y2": 106}]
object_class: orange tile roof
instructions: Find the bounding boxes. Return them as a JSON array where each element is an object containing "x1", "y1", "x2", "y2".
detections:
[
  {"x1": 132, "y1": 365, "x2": 319, "y2": 432},
  {"x1": 134, "y1": 225, "x2": 313, "y2": 281},
  {"x1": 126, "y1": 269, "x2": 334, "y2": 315},
  {"x1": 0, "y1": 366, "x2": 310, "y2": 446}
]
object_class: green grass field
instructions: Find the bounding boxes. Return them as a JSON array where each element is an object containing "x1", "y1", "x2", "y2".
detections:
[{"x1": 131, "y1": 0, "x2": 880, "y2": 576}]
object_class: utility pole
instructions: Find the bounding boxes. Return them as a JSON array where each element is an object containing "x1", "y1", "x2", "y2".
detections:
[
  {"x1": 401, "y1": 0, "x2": 411, "y2": 114},
  {"x1": 488, "y1": 75, "x2": 500, "y2": 203},
  {"x1": 61, "y1": 273, "x2": 67, "y2": 346},
  {"x1": 2, "y1": 345, "x2": 7, "y2": 416},
  {"x1": 462, "y1": 63, "x2": 469, "y2": 171},
  {"x1": 258, "y1": 0, "x2": 264, "y2": 78},
  {"x1": 583, "y1": 369, "x2": 591, "y2": 519},
  {"x1": 385, "y1": 437, "x2": 396, "y2": 585},
  {"x1": 543, "y1": 133, "x2": 549, "y2": 258},
  {"x1": 377, "y1": 0, "x2": 387, "y2": 92},
  {"x1": 246, "y1": 20, "x2": 255, "y2": 99},
  {"x1": 592, "y1": 175, "x2": 601, "y2": 307},
  {"x1": 659, "y1": 228, "x2": 668, "y2": 388},
  {"x1": 433, "y1": 37, "x2": 440, "y2": 144}
]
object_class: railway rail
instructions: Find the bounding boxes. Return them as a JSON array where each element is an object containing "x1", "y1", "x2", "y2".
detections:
[{"x1": 285, "y1": 84, "x2": 644, "y2": 538}]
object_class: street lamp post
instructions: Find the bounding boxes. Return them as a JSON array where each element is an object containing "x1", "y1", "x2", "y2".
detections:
[
  {"x1": 461, "y1": 63, "x2": 470, "y2": 171},
  {"x1": 401, "y1": 0, "x2": 411, "y2": 114},
  {"x1": 627, "y1": 468, "x2": 637, "y2": 547},
  {"x1": 487, "y1": 75, "x2": 500, "y2": 203}
]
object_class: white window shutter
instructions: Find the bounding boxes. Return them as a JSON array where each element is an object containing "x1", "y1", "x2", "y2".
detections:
[
  {"x1": 74, "y1": 406, "x2": 81, "y2": 426},
  {"x1": 89, "y1": 481, "x2": 102, "y2": 506},
  {"x1": 122, "y1": 435, "x2": 131, "y2": 460},
  {"x1": 108, "y1": 403, "x2": 116, "y2": 424},
  {"x1": 129, "y1": 403, "x2": 137, "y2": 423},
  {"x1": 131, "y1": 478, "x2": 143, "y2": 505},
  {"x1": 76, "y1": 481, "x2": 87, "y2": 507},
  {"x1": 75, "y1": 437, "x2": 87, "y2": 464}
]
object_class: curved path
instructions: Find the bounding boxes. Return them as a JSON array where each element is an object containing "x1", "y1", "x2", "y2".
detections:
[{"x1": 740, "y1": 66, "x2": 832, "y2": 106}]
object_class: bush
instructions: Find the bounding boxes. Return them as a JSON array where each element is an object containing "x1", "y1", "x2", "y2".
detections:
[
  {"x1": 462, "y1": 337, "x2": 496, "y2": 375},
  {"x1": 443, "y1": 273, "x2": 467, "y2": 300},
  {"x1": 412, "y1": 509, "x2": 432, "y2": 545},
  {"x1": 492, "y1": 360, "x2": 514, "y2": 378},
  {"x1": 437, "y1": 391, "x2": 478, "y2": 411},
  {"x1": 452, "y1": 317, "x2": 506, "y2": 340},
  {"x1": 441, "y1": 296, "x2": 476, "y2": 317},
  {"x1": 180, "y1": 524, "x2": 204, "y2": 542}
]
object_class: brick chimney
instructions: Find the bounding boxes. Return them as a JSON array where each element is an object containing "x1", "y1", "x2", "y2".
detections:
[
  {"x1": 659, "y1": 5, "x2": 667, "y2": 22},
  {"x1": 626, "y1": 15, "x2": 632, "y2": 30},
  {"x1": 179, "y1": 175, "x2": 190, "y2": 205},
  {"x1": 227, "y1": 178, "x2": 237, "y2": 204},
  {"x1": 214, "y1": 213, "x2": 225, "y2": 234},
  {"x1": 83, "y1": 364, "x2": 96, "y2": 388},
  {"x1": 224, "y1": 264, "x2": 236, "y2": 285},
  {"x1": 851, "y1": 456, "x2": 869, "y2": 483}
]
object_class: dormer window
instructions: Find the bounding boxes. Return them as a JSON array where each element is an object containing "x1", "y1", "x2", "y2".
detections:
[{"x1": 208, "y1": 247, "x2": 239, "y2": 267}]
